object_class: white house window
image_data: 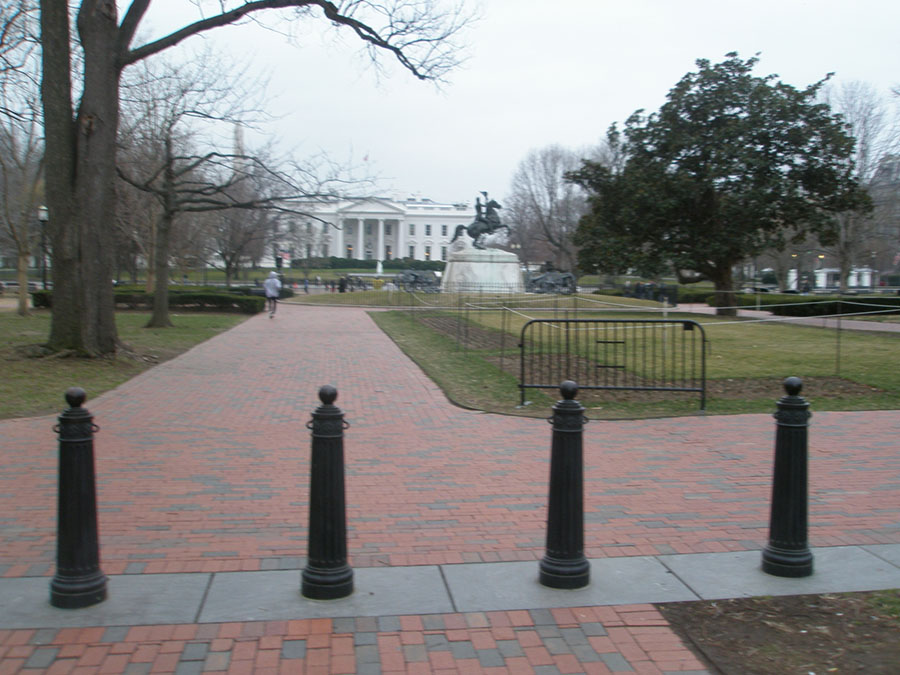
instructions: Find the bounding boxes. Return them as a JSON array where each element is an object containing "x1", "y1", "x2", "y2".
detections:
[
  {"x1": 441, "y1": 246, "x2": 447, "y2": 261},
  {"x1": 409, "y1": 223, "x2": 415, "y2": 236},
  {"x1": 365, "y1": 222, "x2": 372, "y2": 235},
  {"x1": 346, "y1": 244, "x2": 353, "y2": 258},
  {"x1": 441, "y1": 224, "x2": 448, "y2": 237},
  {"x1": 425, "y1": 246, "x2": 432, "y2": 260},
  {"x1": 409, "y1": 245, "x2": 415, "y2": 259},
  {"x1": 385, "y1": 223, "x2": 392, "y2": 236},
  {"x1": 425, "y1": 224, "x2": 432, "y2": 236},
  {"x1": 385, "y1": 245, "x2": 392, "y2": 260}
]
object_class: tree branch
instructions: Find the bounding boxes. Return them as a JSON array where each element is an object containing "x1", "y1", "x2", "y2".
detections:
[
  {"x1": 117, "y1": 0, "x2": 150, "y2": 58},
  {"x1": 120, "y1": 0, "x2": 469, "y2": 82},
  {"x1": 122, "y1": 1, "x2": 317, "y2": 66}
]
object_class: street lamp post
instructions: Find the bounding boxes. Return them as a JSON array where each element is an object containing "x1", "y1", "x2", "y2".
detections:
[
  {"x1": 790, "y1": 253, "x2": 801, "y2": 291},
  {"x1": 37, "y1": 205, "x2": 49, "y2": 289}
]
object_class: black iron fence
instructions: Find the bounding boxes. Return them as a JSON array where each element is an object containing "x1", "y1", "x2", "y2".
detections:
[{"x1": 519, "y1": 318, "x2": 707, "y2": 409}]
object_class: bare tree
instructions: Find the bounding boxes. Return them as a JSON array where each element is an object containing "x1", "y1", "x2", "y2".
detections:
[
  {"x1": 505, "y1": 144, "x2": 588, "y2": 271},
  {"x1": 117, "y1": 53, "x2": 269, "y2": 326},
  {"x1": 40, "y1": 0, "x2": 475, "y2": 355},
  {"x1": 0, "y1": 2, "x2": 44, "y2": 316},
  {"x1": 0, "y1": 108, "x2": 44, "y2": 315},
  {"x1": 822, "y1": 81, "x2": 900, "y2": 289},
  {"x1": 207, "y1": 204, "x2": 274, "y2": 286},
  {"x1": 0, "y1": 1, "x2": 38, "y2": 121},
  {"x1": 0, "y1": 1, "x2": 39, "y2": 308}
]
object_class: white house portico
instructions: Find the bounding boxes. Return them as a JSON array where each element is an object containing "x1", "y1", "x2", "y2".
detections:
[{"x1": 291, "y1": 196, "x2": 476, "y2": 263}]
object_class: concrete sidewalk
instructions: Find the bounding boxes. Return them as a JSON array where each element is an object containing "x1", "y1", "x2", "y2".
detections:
[{"x1": 1, "y1": 304, "x2": 898, "y2": 674}]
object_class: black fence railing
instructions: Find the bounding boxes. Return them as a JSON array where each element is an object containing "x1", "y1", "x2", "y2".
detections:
[{"x1": 519, "y1": 318, "x2": 707, "y2": 409}]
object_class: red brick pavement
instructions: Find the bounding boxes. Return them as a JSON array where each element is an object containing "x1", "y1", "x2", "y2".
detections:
[
  {"x1": 1, "y1": 304, "x2": 898, "y2": 674},
  {"x1": 0, "y1": 604, "x2": 706, "y2": 674},
  {"x1": 1, "y1": 305, "x2": 899, "y2": 577}
]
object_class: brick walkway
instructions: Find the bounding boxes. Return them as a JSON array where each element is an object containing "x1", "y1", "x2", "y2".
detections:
[{"x1": 1, "y1": 304, "x2": 898, "y2": 673}]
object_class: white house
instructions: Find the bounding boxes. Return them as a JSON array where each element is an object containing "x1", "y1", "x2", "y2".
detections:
[{"x1": 286, "y1": 195, "x2": 476, "y2": 264}]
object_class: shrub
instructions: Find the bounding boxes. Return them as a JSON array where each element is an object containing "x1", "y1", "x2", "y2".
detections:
[{"x1": 30, "y1": 290, "x2": 264, "y2": 314}]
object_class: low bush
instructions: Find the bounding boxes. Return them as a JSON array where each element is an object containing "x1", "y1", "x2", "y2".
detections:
[
  {"x1": 31, "y1": 290, "x2": 264, "y2": 314},
  {"x1": 228, "y1": 285, "x2": 295, "y2": 299},
  {"x1": 731, "y1": 293, "x2": 900, "y2": 316},
  {"x1": 675, "y1": 288, "x2": 718, "y2": 304}
]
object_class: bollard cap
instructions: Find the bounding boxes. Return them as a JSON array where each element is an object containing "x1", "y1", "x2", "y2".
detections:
[
  {"x1": 560, "y1": 380, "x2": 578, "y2": 400},
  {"x1": 318, "y1": 385, "x2": 338, "y2": 406},
  {"x1": 65, "y1": 387, "x2": 87, "y2": 409},
  {"x1": 783, "y1": 377, "x2": 803, "y2": 397}
]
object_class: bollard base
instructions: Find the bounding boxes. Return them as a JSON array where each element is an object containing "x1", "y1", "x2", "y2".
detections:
[
  {"x1": 761, "y1": 545, "x2": 814, "y2": 578},
  {"x1": 539, "y1": 555, "x2": 590, "y2": 589},
  {"x1": 50, "y1": 570, "x2": 108, "y2": 609},
  {"x1": 302, "y1": 564, "x2": 354, "y2": 600}
]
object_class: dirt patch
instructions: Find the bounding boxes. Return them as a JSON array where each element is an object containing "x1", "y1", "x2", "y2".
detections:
[{"x1": 659, "y1": 590, "x2": 900, "y2": 674}]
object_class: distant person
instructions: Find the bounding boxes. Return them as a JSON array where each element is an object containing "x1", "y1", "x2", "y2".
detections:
[
  {"x1": 338, "y1": 277, "x2": 347, "y2": 293},
  {"x1": 303, "y1": 278, "x2": 309, "y2": 294},
  {"x1": 263, "y1": 271, "x2": 282, "y2": 318}
]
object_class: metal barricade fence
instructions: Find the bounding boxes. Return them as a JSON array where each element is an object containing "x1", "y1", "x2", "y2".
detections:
[{"x1": 519, "y1": 318, "x2": 707, "y2": 409}]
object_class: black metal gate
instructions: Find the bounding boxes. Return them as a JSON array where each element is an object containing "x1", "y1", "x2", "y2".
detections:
[{"x1": 519, "y1": 318, "x2": 707, "y2": 409}]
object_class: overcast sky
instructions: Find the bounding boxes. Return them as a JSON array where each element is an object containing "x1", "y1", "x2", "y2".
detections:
[{"x1": 138, "y1": 0, "x2": 900, "y2": 206}]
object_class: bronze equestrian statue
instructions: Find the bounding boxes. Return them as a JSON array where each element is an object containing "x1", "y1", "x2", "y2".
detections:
[{"x1": 451, "y1": 192, "x2": 511, "y2": 250}]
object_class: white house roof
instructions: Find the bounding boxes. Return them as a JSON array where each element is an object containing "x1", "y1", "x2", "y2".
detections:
[{"x1": 336, "y1": 198, "x2": 406, "y2": 216}]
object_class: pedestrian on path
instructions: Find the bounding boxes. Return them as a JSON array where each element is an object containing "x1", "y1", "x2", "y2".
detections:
[{"x1": 263, "y1": 271, "x2": 282, "y2": 317}]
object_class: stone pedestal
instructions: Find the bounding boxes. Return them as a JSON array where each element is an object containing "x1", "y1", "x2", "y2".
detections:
[{"x1": 441, "y1": 238, "x2": 524, "y2": 292}]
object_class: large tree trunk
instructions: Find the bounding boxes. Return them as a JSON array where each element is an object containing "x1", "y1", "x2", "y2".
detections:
[
  {"x1": 710, "y1": 267, "x2": 738, "y2": 317},
  {"x1": 147, "y1": 213, "x2": 173, "y2": 328},
  {"x1": 144, "y1": 219, "x2": 156, "y2": 293},
  {"x1": 40, "y1": 1, "x2": 77, "y2": 347},
  {"x1": 16, "y1": 254, "x2": 30, "y2": 316},
  {"x1": 146, "y1": 138, "x2": 177, "y2": 328},
  {"x1": 42, "y1": 1, "x2": 121, "y2": 355}
]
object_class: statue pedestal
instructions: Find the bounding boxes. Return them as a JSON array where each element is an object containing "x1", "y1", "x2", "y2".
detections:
[{"x1": 441, "y1": 238, "x2": 524, "y2": 293}]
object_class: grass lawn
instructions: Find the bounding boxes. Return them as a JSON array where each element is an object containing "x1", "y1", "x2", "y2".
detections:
[
  {"x1": 3, "y1": 292, "x2": 896, "y2": 422},
  {"x1": 0, "y1": 307, "x2": 246, "y2": 419},
  {"x1": 372, "y1": 304, "x2": 900, "y2": 419}
]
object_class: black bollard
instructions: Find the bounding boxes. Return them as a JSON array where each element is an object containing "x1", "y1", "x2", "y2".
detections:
[
  {"x1": 762, "y1": 377, "x2": 814, "y2": 577},
  {"x1": 302, "y1": 385, "x2": 354, "y2": 599},
  {"x1": 540, "y1": 381, "x2": 590, "y2": 589},
  {"x1": 50, "y1": 388, "x2": 107, "y2": 608}
]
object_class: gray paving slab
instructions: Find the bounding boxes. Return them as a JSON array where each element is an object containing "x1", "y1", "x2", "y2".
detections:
[
  {"x1": 198, "y1": 566, "x2": 453, "y2": 623},
  {"x1": 3, "y1": 547, "x2": 897, "y2": 631},
  {"x1": 442, "y1": 557, "x2": 698, "y2": 612},
  {"x1": 659, "y1": 546, "x2": 900, "y2": 600},
  {"x1": 864, "y1": 543, "x2": 900, "y2": 567},
  {"x1": 0, "y1": 573, "x2": 210, "y2": 630}
]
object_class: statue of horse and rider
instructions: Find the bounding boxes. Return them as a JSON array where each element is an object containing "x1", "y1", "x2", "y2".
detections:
[{"x1": 450, "y1": 191, "x2": 510, "y2": 250}]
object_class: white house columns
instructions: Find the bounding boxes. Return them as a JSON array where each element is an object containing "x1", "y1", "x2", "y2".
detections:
[
  {"x1": 376, "y1": 219, "x2": 385, "y2": 261},
  {"x1": 300, "y1": 196, "x2": 474, "y2": 263}
]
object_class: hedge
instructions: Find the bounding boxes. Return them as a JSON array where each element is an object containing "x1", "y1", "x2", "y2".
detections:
[
  {"x1": 227, "y1": 286, "x2": 295, "y2": 300},
  {"x1": 31, "y1": 290, "x2": 265, "y2": 314},
  {"x1": 757, "y1": 294, "x2": 900, "y2": 317}
]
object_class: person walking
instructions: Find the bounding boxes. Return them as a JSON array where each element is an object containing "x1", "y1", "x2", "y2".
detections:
[{"x1": 264, "y1": 271, "x2": 282, "y2": 318}]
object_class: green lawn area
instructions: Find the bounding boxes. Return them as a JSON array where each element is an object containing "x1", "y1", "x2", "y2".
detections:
[
  {"x1": 0, "y1": 309, "x2": 246, "y2": 419},
  {"x1": 3, "y1": 292, "x2": 896, "y2": 422},
  {"x1": 372, "y1": 304, "x2": 900, "y2": 419}
]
